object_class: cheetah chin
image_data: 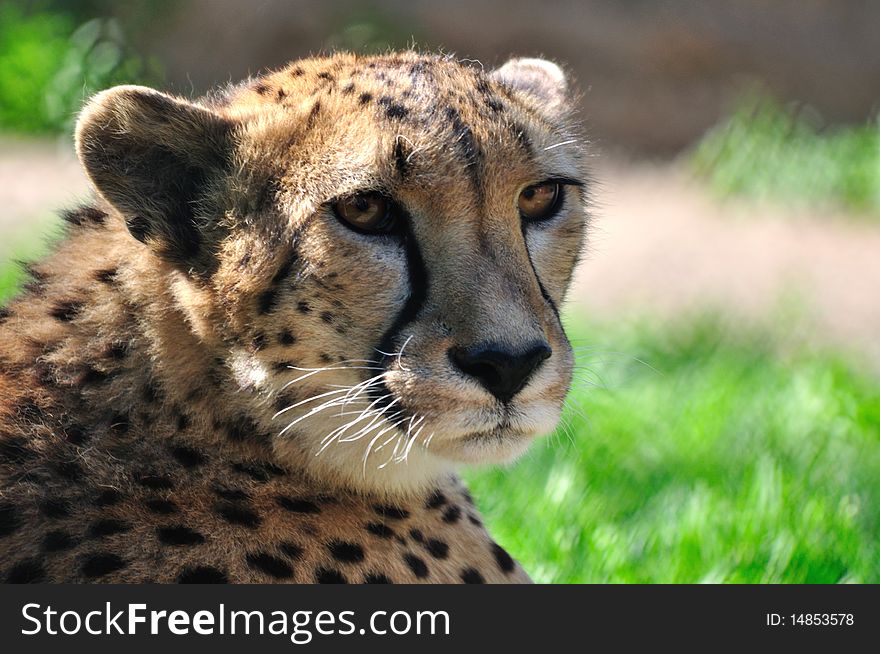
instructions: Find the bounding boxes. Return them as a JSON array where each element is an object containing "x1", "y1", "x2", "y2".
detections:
[{"x1": 0, "y1": 51, "x2": 589, "y2": 583}]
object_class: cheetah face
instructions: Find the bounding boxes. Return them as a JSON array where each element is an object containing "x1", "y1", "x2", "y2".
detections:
[{"x1": 75, "y1": 53, "x2": 589, "y2": 494}]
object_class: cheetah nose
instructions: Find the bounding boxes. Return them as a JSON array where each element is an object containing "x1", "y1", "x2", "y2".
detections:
[{"x1": 448, "y1": 341, "x2": 552, "y2": 403}]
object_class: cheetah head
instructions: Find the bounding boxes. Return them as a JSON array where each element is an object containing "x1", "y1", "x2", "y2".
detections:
[{"x1": 75, "y1": 53, "x2": 589, "y2": 495}]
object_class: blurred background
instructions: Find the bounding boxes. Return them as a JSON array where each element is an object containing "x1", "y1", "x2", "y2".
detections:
[{"x1": 1, "y1": 0, "x2": 878, "y2": 582}]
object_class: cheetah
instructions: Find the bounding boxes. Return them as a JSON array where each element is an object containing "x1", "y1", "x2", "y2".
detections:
[{"x1": 0, "y1": 52, "x2": 588, "y2": 583}]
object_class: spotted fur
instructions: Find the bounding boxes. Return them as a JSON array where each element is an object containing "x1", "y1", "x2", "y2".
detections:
[{"x1": 0, "y1": 52, "x2": 589, "y2": 583}]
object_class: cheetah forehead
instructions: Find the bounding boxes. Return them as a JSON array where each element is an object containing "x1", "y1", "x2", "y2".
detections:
[{"x1": 207, "y1": 52, "x2": 578, "y2": 175}]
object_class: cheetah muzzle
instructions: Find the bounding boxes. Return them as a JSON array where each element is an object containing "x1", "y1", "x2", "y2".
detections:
[{"x1": 0, "y1": 52, "x2": 589, "y2": 583}]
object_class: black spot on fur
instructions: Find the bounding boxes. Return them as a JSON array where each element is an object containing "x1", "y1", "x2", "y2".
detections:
[
  {"x1": 0, "y1": 307, "x2": 10, "y2": 323},
  {"x1": 358, "y1": 92, "x2": 373, "y2": 105},
  {"x1": 253, "y1": 82, "x2": 270, "y2": 95},
  {"x1": 374, "y1": 504, "x2": 410, "y2": 520},
  {"x1": 364, "y1": 572, "x2": 392, "y2": 584},
  {"x1": 0, "y1": 502, "x2": 19, "y2": 537},
  {"x1": 94, "y1": 267, "x2": 118, "y2": 284},
  {"x1": 40, "y1": 498, "x2": 71, "y2": 518},
  {"x1": 328, "y1": 540, "x2": 365, "y2": 564},
  {"x1": 342, "y1": 82, "x2": 355, "y2": 94},
  {"x1": 442, "y1": 505, "x2": 462, "y2": 524},
  {"x1": 280, "y1": 542, "x2": 304, "y2": 560},
  {"x1": 171, "y1": 445, "x2": 205, "y2": 468},
  {"x1": 231, "y1": 461, "x2": 283, "y2": 482},
  {"x1": 144, "y1": 498, "x2": 178, "y2": 515},
  {"x1": 0, "y1": 436, "x2": 36, "y2": 464},
  {"x1": 318, "y1": 353, "x2": 333, "y2": 364},
  {"x1": 306, "y1": 101, "x2": 322, "y2": 128},
  {"x1": 409, "y1": 528, "x2": 424, "y2": 543},
  {"x1": 403, "y1": 553, "x2": 429, "y2": 578},
  {"x1": 246, "y1": 552, "x2": 293, "y2": 579},
  {"x1": 425, "y1": 490, "x2": 446, "y2": 509},
  {"x1": 445, "y1": 106, "x2": 482, "y2": 189},
  {"x1": 81, "y1": 365, "x2": 110, "y2": 385},
  {"x1": 157, "y1": 525, "x2": 205, "y2": 546},
  {"x1": 104, "y1": 341, "x2": 129, "y2": 360},
  {"x1": 315, "y1": 567, "x2": 348, "y2": 583},
  {"x1": 278, "y1": 330, "x2": 296, "y2": 346},
  {"x1": 461, "y1": 568, "x2": 485, "y2": 584},
  {"x1": 320, "y1": 311, "x2": 334, "y2": 324},
  {"x1": 365, "y1": 522, "x2": 395, "y2": 539},
  {"x1": 5, "y1": 559, "x2": 45, "y2": 583},
  {"x1": 80, "y1": 552, "x2": 126, "y2": 578},
  {"x1": 137, "y1": 473, "x2": 174, "y2": 490},
  {"x1": 178, "y1": 566, "x2": 228, "y2": 583},
  {"x1": 42, "y1": 530, "x2": 75, "y2": 552},
  {"x1": 257, "y1": 288, "x2": 279, "y2": 314},
  {"x1": 273, "y1": 360, "x2": 295, "y2": 373},
  {"x1": 61, "y1": 206, "x2": 107, "y2": 227},
  {"x1": 176, "y1": 412, "x2": 190, "y2": 431},
  {"x1": 425, "y1": 538, "x2": 449, "y2": 559},
  {"x1": 492, "y1": 543, "x2": 516, "y2": 573},
  {"x1": 318, "y1": 71, "x2": 334, "y2": 81},
  {"x1": 251, "y1": 331, "x2": 268, "y2": 350},
  {"x1": 216, "y1": 502, "x2": 261, "y2": 528},
  {"x1": 50, "y1": 299, "x2": 84, "y2": 322},
  {"x1": 296, "y1": 300, "x2": 311, "y2": 314},
  {"x1": 292, "y1": 67, "x2": 305, "y2": 77},
  {"x1": 214, "y1": 487, "x2": 249, "y2": 502},
  {"x1": 277, "y1": 496, "x2": 321, "y2": 514},
  {"x1": 378, "y1": 95, "x2": 408, "y2": 119},
  {"x1": 394, "y1": 138, "x2": 411, "y2": 178},
  {"x1": 93, "y1": 489, "x2": 121, "y2": 507}
]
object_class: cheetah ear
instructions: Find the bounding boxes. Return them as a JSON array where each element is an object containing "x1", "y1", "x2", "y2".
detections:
[
  {"x1": 75, "y1": 85, "x2": 234, "y2": 273},
  {"x1": 490, "y1": 58, "x2": 569, "y2": 115}
]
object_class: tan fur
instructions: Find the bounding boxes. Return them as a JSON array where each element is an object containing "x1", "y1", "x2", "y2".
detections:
[{"x1": 0, "y1": 52, "x2": 589, "y2": 583}]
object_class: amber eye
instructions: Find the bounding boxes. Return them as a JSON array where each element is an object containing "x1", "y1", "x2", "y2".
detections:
[
  {"x1": 518, "y1": 182, "x2": 560, "y2": 221},
  {"x1": 333, "y1": 193, "x2": 397, "y2": 233}
]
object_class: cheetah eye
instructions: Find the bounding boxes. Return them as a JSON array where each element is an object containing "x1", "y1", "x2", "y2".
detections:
[
  {"x1": 333, "y1": 192, "x2": 398, "y2": 234},
  {"x1": 518, "y1": 182, "x2": 561, "y2": 221}
]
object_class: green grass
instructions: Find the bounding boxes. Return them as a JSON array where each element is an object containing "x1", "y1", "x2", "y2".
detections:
[
  {"x1": 466, "y1": 316, "x2": 880, "y2": 583},
  {"x1": 693, "y1": 91, "x2": 880, "y2": 214},
  {"x1": 0, "y1": 2, "x2": 160, "y2": 135}
]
